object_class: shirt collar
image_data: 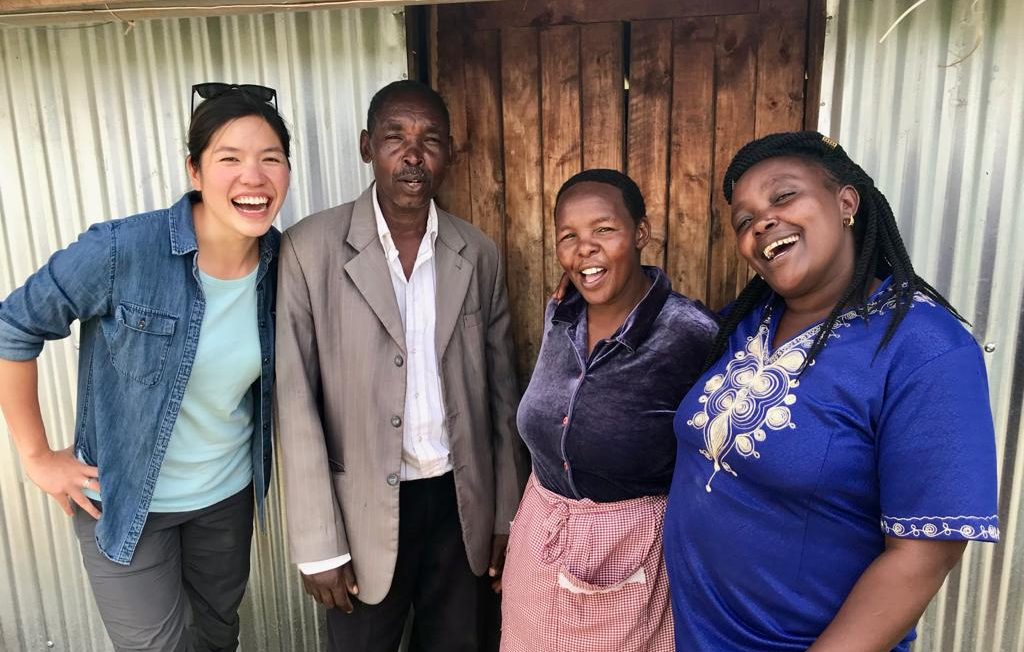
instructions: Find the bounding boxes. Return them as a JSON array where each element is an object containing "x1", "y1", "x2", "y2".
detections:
[
  {"x1": 169, "y1": 191, "x2": 279, "y2": 263},
  {"x1": 372, "y1": 183, "x2": 438, "y2": 262},
  {"x1": 552, "y1": 266, "x2": 672, "y2": 353}
]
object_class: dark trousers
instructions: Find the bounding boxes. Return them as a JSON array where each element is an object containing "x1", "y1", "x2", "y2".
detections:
[
  {"x1": 326, "y1": 472, "x2": 482, "y2": 652},
  {"x1": 73, "y1": 485, "x2": 254, "y2": 652}
]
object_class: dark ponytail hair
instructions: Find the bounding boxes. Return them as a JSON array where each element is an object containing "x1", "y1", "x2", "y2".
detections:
[
  {"x1": 187, "y1": 89, "x2": 291, "y2": 171},
  {"x1": 703, "y1": 130, "x2": 964, "y2": 373}
]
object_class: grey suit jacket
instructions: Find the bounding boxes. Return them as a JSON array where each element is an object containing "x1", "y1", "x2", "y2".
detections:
[{"x1": 275, "y1": 187, "x2": 524, "y2": 604}]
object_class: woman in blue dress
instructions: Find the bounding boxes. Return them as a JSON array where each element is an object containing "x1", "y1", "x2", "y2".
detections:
[
  {"x1": 0, "y1": 83, "x2": 290, "y2": 650},
  {"x1": 664, "y1": 131, "x2": 999, "y2": 651}
]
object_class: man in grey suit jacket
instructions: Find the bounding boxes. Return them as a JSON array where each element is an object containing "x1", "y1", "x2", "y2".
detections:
[{"x1": 275, "y1": 80, "x2": 523, "y2": 651}]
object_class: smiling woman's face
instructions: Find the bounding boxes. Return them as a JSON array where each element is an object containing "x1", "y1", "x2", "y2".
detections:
[
  {"x1": 554, "y1": 181, "x2": 650, "y2": 309},
  {"x1": 730, "y1": 156, "x2": 859, "y2": 306}
]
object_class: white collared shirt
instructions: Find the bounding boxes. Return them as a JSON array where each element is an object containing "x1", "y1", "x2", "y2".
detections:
[
  {"x1": 299, "y1": 186, "x2": 452, "y2": 576},
  {"x1": 371, "y1": 185, "x2": 453, "y2": 482}
]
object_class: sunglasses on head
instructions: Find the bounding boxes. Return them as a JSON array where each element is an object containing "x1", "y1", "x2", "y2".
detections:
[{"x1": 190, "y1": 83, "x2": 277, "y2": 114}]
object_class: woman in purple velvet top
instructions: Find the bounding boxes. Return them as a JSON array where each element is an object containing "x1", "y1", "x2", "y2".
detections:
[{"x1": 500, "y1": 169, "x2": 718, "y2": 652}]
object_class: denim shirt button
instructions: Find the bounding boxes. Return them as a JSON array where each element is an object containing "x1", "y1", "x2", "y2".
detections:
[{"x1": 262, "y1": 356, "x2": 270, "y2": 365}]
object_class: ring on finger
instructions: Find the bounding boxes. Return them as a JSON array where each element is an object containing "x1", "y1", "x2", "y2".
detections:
[{"x1": 82, "y1": 477, "x2": 91, "y2": 490}]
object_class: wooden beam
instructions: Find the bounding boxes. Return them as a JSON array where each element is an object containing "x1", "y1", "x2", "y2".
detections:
[{"x1": 0, "y1": 0, "x2": 495, "y2": 27}]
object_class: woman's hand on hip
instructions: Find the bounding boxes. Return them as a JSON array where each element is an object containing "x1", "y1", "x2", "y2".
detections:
[{"x1": 21, "y1": 445, "x2": 101, "y2": 519}]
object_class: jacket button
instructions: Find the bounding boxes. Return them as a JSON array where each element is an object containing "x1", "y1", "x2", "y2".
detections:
[
  {"x1": 394, "y1": 355, "x2": 404, "y2": 367},
  {"x1": 391, "y1": 415, "x2": 402, "y2": 427},
  {"x1": 387, "y1": 473, "x2": 399, "y2": 486}
]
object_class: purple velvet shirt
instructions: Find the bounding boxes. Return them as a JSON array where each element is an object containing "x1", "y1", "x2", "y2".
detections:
[{"x1": 517, "y1": 267, "x2": 718, "y2": 501}]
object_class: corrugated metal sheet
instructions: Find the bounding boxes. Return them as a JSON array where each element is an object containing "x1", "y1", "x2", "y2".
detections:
[
  {"x1": 0, "y1": 8, "x2": 406, "y2": 651},
  {"x1": 819, "y1": 0, "x2": 1024, "y2": 650}
]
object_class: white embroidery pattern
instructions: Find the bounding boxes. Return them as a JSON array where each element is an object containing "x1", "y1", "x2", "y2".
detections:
[
  {"x1": 881, "y1": 515, "x2": 999, "y2": 541},
  {"x1": 691, "y1": 328, "x2": 805, "y2": 492},
  {"x1": 690, "y1": 290, "x2": 931, "y2": 492}
]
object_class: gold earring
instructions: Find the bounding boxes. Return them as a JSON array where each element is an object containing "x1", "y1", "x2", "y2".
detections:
[{"x1": 843, "y1": 214, "x2": 855, "y2": 228}]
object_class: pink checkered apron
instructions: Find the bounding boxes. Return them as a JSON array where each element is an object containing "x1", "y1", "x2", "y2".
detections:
[{"x1": 500, "y1": 473, "x2": 674, "y2": 652}]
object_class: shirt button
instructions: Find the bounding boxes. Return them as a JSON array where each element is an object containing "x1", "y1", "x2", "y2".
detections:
[
  {"x1": 138, "y1": 319, "x2": 146, "y2": 328},
  {"x1": 394, "y1": 355, "x2": 404, "y2": 367},
  {"x1": 263, "y1": 356, "x2": 270, "y2": 365},
  {"x1": 387, "y1": 473, "x2": 399, "y2": 486},
  {"x1": 391, "y1": 415, "x2": 402, "y2": 427},
  {"x1": 259, "y1": 320, "x2": 266, "y2": 328}
]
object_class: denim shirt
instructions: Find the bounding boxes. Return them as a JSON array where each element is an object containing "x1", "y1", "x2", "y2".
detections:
[
  {"x1": 0, "y1": 193, "x2": 278, "y2": 564},
  {"x1": 517, "y1": 267, "x2": 718, "y2": 502}
]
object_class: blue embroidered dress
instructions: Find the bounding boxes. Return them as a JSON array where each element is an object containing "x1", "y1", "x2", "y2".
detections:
[{"x1": 664, "y1": 280, "x2": 999, "y2": 651}]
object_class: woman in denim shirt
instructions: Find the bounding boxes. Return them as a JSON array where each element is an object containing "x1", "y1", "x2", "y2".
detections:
[
  {"x1": 0, "y1": 84, "x2": 290, "y2": 650},
  {"x1": 501, "y1": 170, "x2": 718, "y2": 651}
]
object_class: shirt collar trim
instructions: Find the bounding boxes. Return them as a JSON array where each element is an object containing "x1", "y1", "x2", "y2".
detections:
[
  {"x1": 371, "y1": 183, "x2": 438, "y2": 261},
  {"x1": 552, "y1": 266, "x2": 672, "y2": 353},
  {"x1": 169, "y1": 191, "x2": 279, "y2": 264}
]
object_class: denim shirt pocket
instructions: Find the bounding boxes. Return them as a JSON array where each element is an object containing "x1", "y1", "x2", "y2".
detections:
[{"x1": 102, "y1": 302, "x2": 177, "y2": 386}]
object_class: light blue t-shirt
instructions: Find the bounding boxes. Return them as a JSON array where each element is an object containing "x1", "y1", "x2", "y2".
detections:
[{"x1": 148, "y1": 265, "x2": 261, "y2": 512}]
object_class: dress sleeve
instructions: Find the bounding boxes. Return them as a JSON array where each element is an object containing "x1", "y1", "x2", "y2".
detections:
[{"x1": 877, "y1": 342, "x2": 999, "y2": 542}]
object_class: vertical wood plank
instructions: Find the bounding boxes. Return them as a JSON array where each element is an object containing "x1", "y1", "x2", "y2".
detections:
[
  {"x1": 464, "y1": 29, "x2": 506, "y2": 251},
  {"x1": 804, "y1": 0, "x2": 828, "y2": 130},
  {"x1": 580, "y1": 22, "x2": 623, "y2": 170},
  {"x1": 755, "y1": 0, "x2": 808, "y2": 137},
  {"x1": 539, "y1": 24, "x2": 582, "y2": 297},
  {"x1": 667, "y1": 17, "x2": 716, "y2": 303},
  {"x1": 501, "y1": 26, "x2": 545, "y2": 384},
  {"x1": 434, "y1": 4, "x2": 472, "y2": 219},
  {"x1": 626, "y1": 19, "x2": 673, "y2": 269},
  {"x1": 709, "y1": 13, "x2": 758, "y2": 310}
]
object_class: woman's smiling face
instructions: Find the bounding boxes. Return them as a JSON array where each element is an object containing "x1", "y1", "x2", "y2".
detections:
[
  {"x1": 554, "y1": 181, "x2": 650, "y2": 309},
  {"x1": 730, "y1": 156, "x2": 859, "y2": 307},
  {"x1": 188, "y1": 114, "x2": 290, "y2": 240}
]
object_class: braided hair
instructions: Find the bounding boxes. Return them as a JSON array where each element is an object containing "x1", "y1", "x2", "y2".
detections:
[{"x1": 703, "y1": 131, "x2": 964, "y2": 373}]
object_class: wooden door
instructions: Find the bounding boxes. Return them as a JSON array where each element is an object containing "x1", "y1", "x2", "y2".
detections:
[{"x1": 429, "y1": 0, "x2": 820, "y2": 382}]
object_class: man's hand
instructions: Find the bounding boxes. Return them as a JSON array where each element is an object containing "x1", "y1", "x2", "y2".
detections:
[
  {"x1": 301, "y1": 562, "x2": 359, "y2": 613},
  {"x1": 550, "y1": 273, "x2": 571, "y2": 303},
  {"x1": 488, "y1": 533, "x2": 509, "y2": 594},
  {"x1": 22, "y1": 445, "x2": 101, "y2": 519}
]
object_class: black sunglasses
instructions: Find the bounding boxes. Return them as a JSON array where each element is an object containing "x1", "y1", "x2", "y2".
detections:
[{"x1": 190, "y1": 83, "x2": 277, "y2": 114}]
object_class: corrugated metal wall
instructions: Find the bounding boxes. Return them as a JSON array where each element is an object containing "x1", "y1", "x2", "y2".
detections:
[
  {"x1": 0, "y1": 8, "x2": 407, "y2": 651},
  {"x1": 819, "y1": 0, "x2": 1024, "y2": 650}
]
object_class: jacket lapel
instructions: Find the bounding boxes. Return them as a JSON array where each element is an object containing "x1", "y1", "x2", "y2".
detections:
[
  {"x1": 343, "y1": 188, "x2": 406, "y2": 352},
  {"x1": 434, "y1": 209, "x2": 473, "y2": 357}
]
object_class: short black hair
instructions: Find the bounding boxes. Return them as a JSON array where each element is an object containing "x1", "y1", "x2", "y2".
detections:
[
  {"x1": 706, "y1": 130, "x2": 964, "y2": 374},
  {"x1": 187, "y1": 88, "x2": 291, "y2": 170},
  {"x1": 366, "y1": 80, "x2": 450, "y2": 135},
  {"x1": 555, "y1": 169, "x2": 646, "y2": 223}
]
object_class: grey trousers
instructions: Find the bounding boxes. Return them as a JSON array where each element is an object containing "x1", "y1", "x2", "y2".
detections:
[{"x1": 73, "y1": 485, "x2": 254, "y2": 652}]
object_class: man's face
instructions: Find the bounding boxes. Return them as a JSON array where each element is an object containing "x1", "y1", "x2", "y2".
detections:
[{"x1": 360, "y1": 92, "x2": 452, "y2": 215}]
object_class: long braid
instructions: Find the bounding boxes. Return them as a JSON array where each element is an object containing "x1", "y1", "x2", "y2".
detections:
[{"x1": 703, "y1": 131, "x2": 966, "y2": 374}]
